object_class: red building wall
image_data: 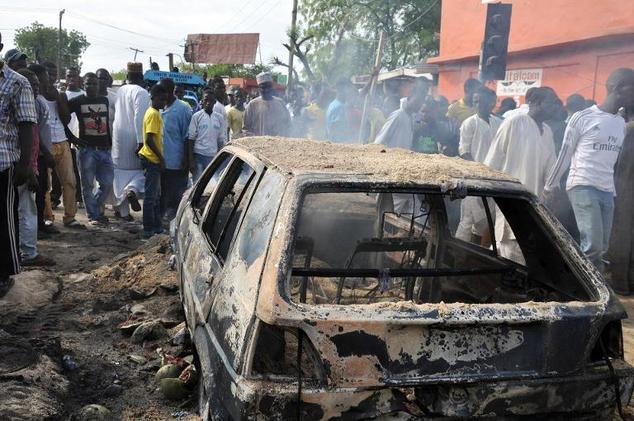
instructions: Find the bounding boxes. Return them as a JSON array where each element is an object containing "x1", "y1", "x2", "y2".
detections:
[{"x1": 428, "y1": 0, "x2": 634, "y2": 103}]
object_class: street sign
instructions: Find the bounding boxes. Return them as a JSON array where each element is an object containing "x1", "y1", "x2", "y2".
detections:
[
  {"x1": 143, "y1": 70, "x2": 206, "y2": 86},
  {"x1": 496, "y1": 68, "x2": 543, "y2": 96}
]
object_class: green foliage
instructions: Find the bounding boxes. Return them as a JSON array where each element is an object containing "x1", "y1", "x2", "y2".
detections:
[
  {"x1": 175, "y1": 63, "x2": 276, "y2": 80},
  {"x1": 298, "y1": 0, "x2": 440, "y2": 80},
  {"x1": 14, "y1": 21, "x2": 90, "y2": 71},
  {"x1": 110, "y1": 69, "x2": 127, "y2": 81}
]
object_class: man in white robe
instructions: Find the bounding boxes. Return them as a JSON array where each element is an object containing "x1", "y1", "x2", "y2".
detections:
[
  {"x1": 111, "y1": 63, "x2": 150, "y2": 220},
  {"x1": 456, "y1": 86, "x2": 502, "y2": 242},
  {"x1": 484, "y1": 87, "x2": 559, "y2": 263},
  {"x1": 375, "y1": 90, "x2": 427, "y2": 215}
]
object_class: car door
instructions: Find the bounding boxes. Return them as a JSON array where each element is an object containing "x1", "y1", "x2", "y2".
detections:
[{"x1": 179, "y1": 152, "x2": 232, "y2": 325}]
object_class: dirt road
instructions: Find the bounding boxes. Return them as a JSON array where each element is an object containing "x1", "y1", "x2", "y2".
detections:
[{"x1": 0, "y1": 208, "x2": 198, "y2": 420}]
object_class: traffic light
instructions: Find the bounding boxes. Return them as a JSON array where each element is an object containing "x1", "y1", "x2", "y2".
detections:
[{"x1": 480, "y1": 3, "x2": 512, "y2": 81}]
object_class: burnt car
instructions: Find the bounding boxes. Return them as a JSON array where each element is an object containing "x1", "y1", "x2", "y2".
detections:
[{"x1": 171, "y1": 136, "x2": 634, "y2": 420}]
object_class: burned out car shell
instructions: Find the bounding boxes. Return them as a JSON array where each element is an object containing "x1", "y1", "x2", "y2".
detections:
[{"x1": 172, "y1": 137, "x2": 634, "y2": 420}]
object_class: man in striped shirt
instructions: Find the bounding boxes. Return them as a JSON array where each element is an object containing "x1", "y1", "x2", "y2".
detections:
[
  {"x1": 544, "y1": 68, "x2": 634, "y2": 271},
  {"x1": 0, "y1": 32, "x2": 37, "y2": 297}
]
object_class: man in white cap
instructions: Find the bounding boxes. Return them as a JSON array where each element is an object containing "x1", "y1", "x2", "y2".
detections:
[{"x1": 243, "y1": 72, "x2": 290, "y2": 136}]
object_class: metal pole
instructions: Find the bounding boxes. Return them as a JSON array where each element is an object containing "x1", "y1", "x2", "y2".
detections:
[
  {"x1": 358, "y1": 31, "x2": 386, "y2": 144},
  {"x1": 57, "y1": 9, "x2": 65, "y2": 81},
  {"x1": 287, "y1": 0, "x2": 298, "y2": 95},
  {"x1": 129, "y1": 47, "x2": 144, "y2": 62}
]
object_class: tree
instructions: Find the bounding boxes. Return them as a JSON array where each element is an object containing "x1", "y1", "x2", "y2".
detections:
[
  {"x1": 296, "y1": 0, "x2": 440, "y2": 81},
  {"x1": 175, "y1": 63, "x2": 276, "y2": 80},
  {"x1": 14, "y1": 22, "x2": 89, "y2": 71}
]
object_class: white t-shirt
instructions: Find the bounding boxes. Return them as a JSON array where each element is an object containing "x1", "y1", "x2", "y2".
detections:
[
  {"x1": 65, "y1": 89, "x2": 85, "y2": 137},
  {"x1": 544, "y1": 105, "x2": 626, "y2": 194},
  {"x1": 188, "y1": 109, "x2": 227, "y2": 157},
  {"x1": 44, "y1": 98, "x2": 67, "y2": 143},
  {"x1": 213, "y1": 101, "x2": 228, "y2": 138},
  {"x1": 459, "y1": 114, "x2": 502, "y2": 163},
  {"x1": 502, "y1": 103, "x2": 529, "y2": 119}
]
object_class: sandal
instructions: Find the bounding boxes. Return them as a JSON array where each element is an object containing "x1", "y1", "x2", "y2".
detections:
[
  {"x1": 127, "y1": 190, "x2": 142, "y2": 212},
  {"x1": 64, "y1": 219, "x2": 85, "y2": 229}
]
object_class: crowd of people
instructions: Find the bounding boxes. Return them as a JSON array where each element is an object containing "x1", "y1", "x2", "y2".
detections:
[{"x1": 2, "y1": 26, "x2": 634, "y2": 297}]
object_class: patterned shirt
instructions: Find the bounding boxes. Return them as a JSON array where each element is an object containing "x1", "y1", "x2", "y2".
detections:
[{"x1": 0, "y1": 62, "x2": 37, "y2": 171}]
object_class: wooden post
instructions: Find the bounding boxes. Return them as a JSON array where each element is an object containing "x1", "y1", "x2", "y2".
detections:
[
  {"x1": 57, "y1": 9, "x2": 65, "y2": 79},
  {"x1": 287, "y1": 0, "x2": 299, "y2": 96},
  {"x1": 358, "y1": 31, "x2": 386, "y2": 144}
]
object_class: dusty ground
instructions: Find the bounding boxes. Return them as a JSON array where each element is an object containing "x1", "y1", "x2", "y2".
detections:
[
  {"x1": 0, "y1": 207, "x2": 199, "y2": 421},
  {"x1": 2, "y1": 204, "x2": 634, "y2": 420}
]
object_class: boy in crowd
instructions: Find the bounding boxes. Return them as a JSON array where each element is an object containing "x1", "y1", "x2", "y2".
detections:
[
  {"x1": 544, "y1": 68, "x2": 634, "y2": 271},
  {"x1": 138, "y1": 84, "x2": 168, "y2": 238},
  {"x1": 455, "y1": 86, "x2": 502, "y2": 242},
  {"x1": 187, "y1": 89, "x2": 227, "y2": 182},
  {"x1": 16, "y1": 68, "x2": 55, "y2": 266},
  {"x1": 65, "y1": 72, "x2": 114, "y2": 225}
]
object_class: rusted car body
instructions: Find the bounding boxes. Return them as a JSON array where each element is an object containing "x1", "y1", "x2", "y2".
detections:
[{"x1": 172, "y1": 136, "x2": 634, "y2": 420}]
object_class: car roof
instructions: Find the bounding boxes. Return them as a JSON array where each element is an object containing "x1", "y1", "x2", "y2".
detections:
[{"x1": 230, "y1": 136, "x2": 520, "y2": 187}]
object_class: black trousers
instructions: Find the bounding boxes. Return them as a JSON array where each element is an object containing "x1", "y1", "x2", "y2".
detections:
[
  {"x1": 160, "y1": 169, "x2": 188, "y2": 219},
  {"x1": 0, "y1": 166, "x2": 20, "y2": 278}
]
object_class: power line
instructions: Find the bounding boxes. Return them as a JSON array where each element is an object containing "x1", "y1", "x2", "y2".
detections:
[
  {"x1": 65, "y1": 10, "x2": 181, "y2": 45},
  {"x1": 217, "y1": 0, "x2": 264, "y2": 32},
  {"x1": 229, "y1": 0, "x2": 280, "y2": 33}
]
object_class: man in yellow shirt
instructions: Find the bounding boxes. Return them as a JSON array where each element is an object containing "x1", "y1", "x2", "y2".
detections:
[
  {"x1": 138, "y1": 84, "x2": 168, "y2": 238},
  {"x1": 226, "y1": 90, "x2": 245, "y2": 140},
  {"x1": 446, "y1": 78, "x2": 482, "y2": 125}
]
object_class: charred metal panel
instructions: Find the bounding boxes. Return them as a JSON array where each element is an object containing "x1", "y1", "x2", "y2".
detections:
[{"x1": 250, "y1": 362, "x2": 633, "y2": 419}]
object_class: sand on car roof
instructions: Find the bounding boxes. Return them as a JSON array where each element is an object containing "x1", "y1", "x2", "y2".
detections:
[{"x1": 231, "y1": 136, "x2": 518, "y2": 185}]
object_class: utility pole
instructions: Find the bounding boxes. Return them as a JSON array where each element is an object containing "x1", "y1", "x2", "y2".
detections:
[
  {"x1": 129, "y1": 47, "x2": 144, "y2": 62},
  {"x1": 358, "y1": 31, "x2": 386, "y2": 144},
  {"x1": 166, "y1": 53, "x2": 174, "y2": 72},
  {"x1": 286, "y1": 0, "x2": 298, "y2": 95},
  {"x1": 57, "y1": 9, "x2": 65, "y2": 81}
]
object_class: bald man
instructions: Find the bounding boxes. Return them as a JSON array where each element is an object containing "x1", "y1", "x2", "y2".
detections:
[{"x1": 544, "y1": 68, "x2": 634, "y2": 272}]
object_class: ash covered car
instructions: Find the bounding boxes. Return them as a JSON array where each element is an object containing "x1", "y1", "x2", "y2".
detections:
[{"x1": 171, "y1": 136, "x2": 634, "y2": 420}]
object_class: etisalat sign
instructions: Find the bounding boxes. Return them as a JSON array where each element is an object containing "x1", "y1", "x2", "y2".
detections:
[{"x1": 496, "y1": 68, "x2": 543, "y2": 97}]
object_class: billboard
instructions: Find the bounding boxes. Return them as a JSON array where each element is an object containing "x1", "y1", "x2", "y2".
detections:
[{"x1": 185, "y1": 33, "x2": 260, "y2": 65}]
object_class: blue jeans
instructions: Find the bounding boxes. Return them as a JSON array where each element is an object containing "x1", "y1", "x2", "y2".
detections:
[
  {"x1": 192, "y1": 153, "x2": 213, "y2": 182},
  {"x1": 141, "y1": 158, "x2": 163, "y2": 236},
  {"x1": 568, "y1": 186, "x2": 615, "y2": 272},
  {"x1": 77, "y1": 147, "x2": 114, "y2": 220}
]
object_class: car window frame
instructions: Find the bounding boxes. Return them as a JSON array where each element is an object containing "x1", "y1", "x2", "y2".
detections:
[
  {"x1": 282, "y1": 181, "x2": 597, "y2": 305},
  {"x1": 190, "y1": 151, "x2": 233, "y2": 219},
  {"x1": 200, "y1": 155, "x2": 264, "y2": 265}
]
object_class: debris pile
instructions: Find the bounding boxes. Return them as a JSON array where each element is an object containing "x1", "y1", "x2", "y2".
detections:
[{"x1": 92, "y1": 235, "x2": 175, "y2": 294}]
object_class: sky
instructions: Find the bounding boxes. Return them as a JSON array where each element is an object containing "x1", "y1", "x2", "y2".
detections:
[{"x1": 0, "y1": 0, "x2": 294, "y2": 74}]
